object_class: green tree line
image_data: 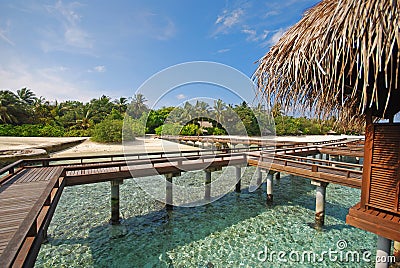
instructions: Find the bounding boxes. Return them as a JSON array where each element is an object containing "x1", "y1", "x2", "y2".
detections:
[{"x1": 0, "y1": 88, "x2": 356, "y2": 143}]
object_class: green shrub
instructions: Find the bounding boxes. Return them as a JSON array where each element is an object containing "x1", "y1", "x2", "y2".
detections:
[
  {"x1": 155, "y1": 123, "x2": 182, "y2": 136},
  {"x1": 64, "y1": 129, "x2": 91, "y2": 137},
  {"x1": 179, "y1": 124, "x2": 199, "y2": 136},
  {"x1": 0, "y1": 124, "x2": 64, "y2": 137},
  {"x1": 206, "y1": 127, "x2": 226, "y2": 135},
  {"x1": 39, "y1": 124, "x2": 65, "y2": 137},
  {"x1": 91, "y1": 119, "x2": 123, "y2": 143}
]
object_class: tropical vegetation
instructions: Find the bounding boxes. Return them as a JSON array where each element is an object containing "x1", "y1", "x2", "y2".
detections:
[{"x1": 0, "y1": 88, "x2": 356, "y2": 143}]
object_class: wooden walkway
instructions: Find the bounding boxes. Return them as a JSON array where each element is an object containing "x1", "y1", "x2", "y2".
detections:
[
  {"x1": 0, "y1": 166, "x2": 64, "y2": 268},
  {"x1": 248, "y1": 151, "x2": 363, "y2": 188},
  {"x1": 0, "y1": 139, "x2": 366, "y2": 267},
  {"x1": 0, "y1": 149, "x2": 249, "y2": 267}
]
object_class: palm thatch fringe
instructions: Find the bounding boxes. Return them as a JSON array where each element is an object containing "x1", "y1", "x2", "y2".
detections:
[{"x1": 253, "y1": 0, "x2": 399, "y2": 123}]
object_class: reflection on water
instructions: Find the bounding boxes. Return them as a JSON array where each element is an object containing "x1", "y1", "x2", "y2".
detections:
[{"x1": 36, "y1": 166, "x2": 375, "y2": 268}]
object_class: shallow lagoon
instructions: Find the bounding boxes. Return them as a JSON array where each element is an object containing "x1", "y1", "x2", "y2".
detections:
[{"x1": 36, "y1": 163, "x2": 376, "y2": 267}]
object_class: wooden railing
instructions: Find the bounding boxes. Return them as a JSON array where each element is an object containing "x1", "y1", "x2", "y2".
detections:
[{"x1": 0, "y1": 147, "x2": 264, "y2": 185}]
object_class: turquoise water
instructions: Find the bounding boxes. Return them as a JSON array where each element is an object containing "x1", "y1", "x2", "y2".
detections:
[{"x1": 35, "y1": 164, "x2": 376, "y2": 267}]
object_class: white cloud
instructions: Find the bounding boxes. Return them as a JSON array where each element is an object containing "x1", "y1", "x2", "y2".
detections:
[
  {"x1": 263, "y1": 28, "x2": 287, "y2": 47},
  {"x1": 176, "y1": 94, "x2": 186, "y2": 100},
  {"x1": 129, "y1": 11, "x2": 176, "y2": 41},
  {"x1": 93, "y1": 65, "x2": 106, "y2": 73},
  {"x1": 0, "y1": 20, "x2": 14, "y2": 46},
  {"x1": 213, "y1": 8, "x2": 244, "y2": 36},
  {"x1": 0, "y1": 59, "x2": 94, "y2": 102},
  {"x1": 263, "y1": 10, "x2": 280, "y2": 18},
  {"x1": 43, "y1": 0, "x2": 93, "y2": 51},
  {"x1": 241, "y1": 28, "x2": 269, "y2": 42},
  {"x1": 217, "y1": 48, "x2": 230, "y2": 53}
]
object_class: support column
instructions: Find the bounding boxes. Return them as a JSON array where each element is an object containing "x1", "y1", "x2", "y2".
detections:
[
  {"x1": 110, "y1": 179, "x2": 123, "y2": 225},
  {"x1": 266, "y1": 172, "x2": 273, "y2": 205},
  {"x1": 376, "y1": 236, "x2": 391, "y2": 268},
  {"x1": 205, "y1": 170, "x2": 211, "y2": 201},
  {"x1": 311, "y1": 180, "x2": 328, "y2": 227},
  {"x1": 256, "y1": 167, "x2": 262, "y2": 186},
  {"x1": 235, "y1": 166, "x2": 241, "y2": 193},
  {"x1": 394, "y1": 241, "x2": 400, "y2": 264},
  {"x1": 165, "y1": 173, "x2": 174, "y2": 210}
]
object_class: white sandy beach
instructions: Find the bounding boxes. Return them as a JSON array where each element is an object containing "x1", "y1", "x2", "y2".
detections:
[
  {"x1": 0, "y1": 136, "x2": 87, "y2": 151},
  {"x1": 51, "y1": 137, "x2": 201, "y2": 157},
  {"x1": 0, "y1": 134, "x2": 363, "y2": 159}
]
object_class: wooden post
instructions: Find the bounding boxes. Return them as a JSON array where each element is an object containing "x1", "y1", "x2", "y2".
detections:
[
  {"x1": 361, "y1": 109, "x2": 373, "y2": 207},
  {"x1": 235, "y1": 166, "x2": 241, "y2": 193},
  {"x1": 311, "y1": 180, "x2": 328, "y2": 227},
  {"x1": 165, "y1": 173, "x2": 174, "y2": 210},
  {"x1": 110, "y1": 179, "x2": 123, "y2": 225},
  {"x1": 394, "y1": 241, "x2": 400, "y2": 264},
  {"x1": 266, "y1": 172, "x2": 273, "y2": 205},
  {"x1": 376, "y1": 236, "x2": 391, "y2": 268},
  {"x1": 205, "y1": 170, "x2": 211, "y2": 201},
  {"x1": 256, "y1": 167, "x2": 262, "y2": 186}
]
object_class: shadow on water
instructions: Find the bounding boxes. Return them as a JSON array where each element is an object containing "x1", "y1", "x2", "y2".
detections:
[{"x1": 42, "y1": 171, "x2": 358, "y2": 267}]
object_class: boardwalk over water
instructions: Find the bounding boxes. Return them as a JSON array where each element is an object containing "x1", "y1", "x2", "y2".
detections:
[{"x1": 0, "y1": 138, "x2": 364, "y2": 267}]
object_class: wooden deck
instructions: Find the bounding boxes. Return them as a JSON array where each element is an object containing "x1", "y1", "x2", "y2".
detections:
[
  {"x1": 161, "y1": 135, "x2": 350, "y2": 149},
  {"x1": 347, "y1": 202, "x2": 400, "y2": 241},
  {"x1": 248, "y1": 151, "x2": 363, "y2": 188},
  {"x1": 0, "y1": 149, "x2": 249, "y2": 266},
  {"x1": 0, "y1": 138, "x2": 368, "y2": 267},
  {"x1": 0, "y1": 166, "x2": 64, "y2": 268}
]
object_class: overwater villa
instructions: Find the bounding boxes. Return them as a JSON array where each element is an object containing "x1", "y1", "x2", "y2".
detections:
[{"x1": 254, "y1": 0, "x2": 399, "y2": 267}]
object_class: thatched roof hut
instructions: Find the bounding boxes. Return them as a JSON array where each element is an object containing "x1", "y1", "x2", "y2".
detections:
[
  {"x1": 254, "y1": 0, "x2": 400, "y2": 259},
  {"x1": 254, "y1": 0, "x2": 399, "y2": 122}
]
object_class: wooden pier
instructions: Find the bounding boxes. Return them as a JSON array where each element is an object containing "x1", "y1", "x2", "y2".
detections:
[{"x1": 0, "y1": 138, "x2": 369, "y2": 267}]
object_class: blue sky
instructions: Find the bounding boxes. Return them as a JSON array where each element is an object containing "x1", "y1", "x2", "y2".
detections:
[{"x1": 0, "y1": 0, "x2": 319, "y2": 105}]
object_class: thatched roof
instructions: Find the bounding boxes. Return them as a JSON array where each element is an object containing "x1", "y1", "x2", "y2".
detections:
[{"x1": 254, "y1": 0, "x2": 399, "y2": 121}]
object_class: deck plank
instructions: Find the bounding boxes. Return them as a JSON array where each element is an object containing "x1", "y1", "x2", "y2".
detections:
[{"x1": 0, "y1": 167, "x2": 63, "y2": 264}]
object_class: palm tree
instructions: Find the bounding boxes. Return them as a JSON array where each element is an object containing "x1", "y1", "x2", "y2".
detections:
[
  {"x1": 195, "y1": 100, "x2": 210, "y2": 135},
  {"x1": 128, "y1": 93, "x2": 148, "y2": 119},
  {"x1": 75, "y1": 105, "x2": 92, "y2": 130},
  {"x1": 0, "y1": 90, "x2": 22, "y2": 124},
  {"x1": 17, "y1": 88, "x2": 36, "y2": 105},
  {"x1": 182, "y1": 101, "x2": 194, "y2": 123},
  {"x1": 213, "y1": 99, "x2": 225, "y2": 127},
  {"x1": 33, "y1": 96, "x2": 52, "y2": 124},
  {"x1": 114, "y1": 97, "x2": 128, "y2": 113}
]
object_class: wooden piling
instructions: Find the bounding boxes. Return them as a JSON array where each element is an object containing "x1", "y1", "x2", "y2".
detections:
[
  {"x1": 205, "y1": 170, "x2": 211, "y2": 200},
  {"x1": 256, "y1": 167, "x2": 262, "y2": 186},
  {"x1": 165, "y1": 173, "x2": 174, "y2": 210},
  {"x1": 376, "y1": 236, "x2": 391, "y2": 268},
  {"x1": 235, "y1": 166, "x2": 241, "y2": 193},
  {"x1": 266, "y1": 172, "x2": 273, "y2": 205},
  {"x1": 311, "y1": 180, "x2": 328, "y2": 227},
  {"x1": 275, "y1": 172, "x2": 280, "y2": 180},
  {"x1": 394, "y1": 241, "x2": 400, "y2": 264},
  {"x1": 110, "y1": 179, "x2": 123, "y2": 225}
]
